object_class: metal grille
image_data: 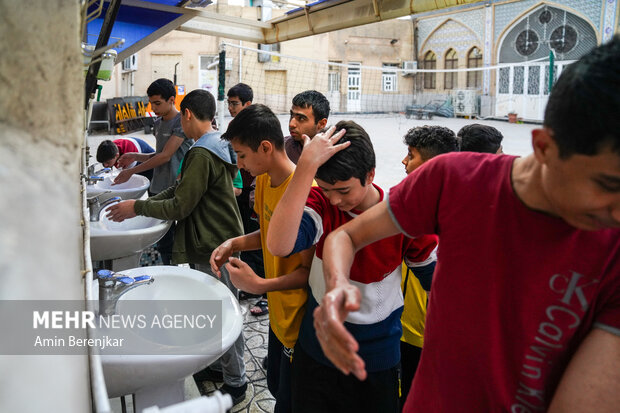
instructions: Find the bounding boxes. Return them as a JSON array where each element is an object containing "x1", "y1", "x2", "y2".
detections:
[
  {"x1": 512, "y1": 66, "x2": 524, "y2": 94},
  {"x1": 527, "y1": 66, "x2": 540, "y2": 95},
  {"x1": 499, "y1": 5, "x2": 597, "y2": 63},
  {"x1": 550, "y1": 25, "x2": 578, "y2": 53},
  {"x1": 499, "y1": 67, "x2": 510, "y2": 94}
]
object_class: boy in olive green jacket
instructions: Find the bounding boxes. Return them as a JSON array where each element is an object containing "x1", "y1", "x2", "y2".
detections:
[{"x1": 106, "y1": 89, "x2": 248, "y2": 402}]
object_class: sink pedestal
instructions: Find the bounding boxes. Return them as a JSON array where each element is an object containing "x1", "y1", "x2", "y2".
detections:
[{"x1": 134, "y1": 379, "x2": 185, "y2": 412}]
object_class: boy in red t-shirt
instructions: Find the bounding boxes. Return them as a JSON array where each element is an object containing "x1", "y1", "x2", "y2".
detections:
[
  {"x1": 315, "y1": 38, "x2": 620, "y2": 412},
  {"x1": 96, "y1": 138, "x2": 155, "y2": 180}
]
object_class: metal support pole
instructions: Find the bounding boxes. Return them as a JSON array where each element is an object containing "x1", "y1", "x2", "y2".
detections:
[
  {"x1": 217, "y1": 46, "x2": 226, "y2": 130},
  {"x1": 84, "y1": 0, "x2": 121, "y2": 109},
  {"x1": 548, "y1": 50, "x2": 555, "y2": 93}
]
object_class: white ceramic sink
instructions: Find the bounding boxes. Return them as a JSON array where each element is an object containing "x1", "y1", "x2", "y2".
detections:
[
  {"x1": 89, "y1": 206, "x2": 171, "y2": 261},
  {"x1": 87, "y1": 174, "x2": 150, "y2": 202},
  {"x1": 94, "y1": 266, "x2": 243, "y2": 409}
]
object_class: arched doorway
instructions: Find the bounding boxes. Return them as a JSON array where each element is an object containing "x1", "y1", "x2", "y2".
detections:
[{"x1": 495, "y1": 5, "x2": 597, "y2": 121}]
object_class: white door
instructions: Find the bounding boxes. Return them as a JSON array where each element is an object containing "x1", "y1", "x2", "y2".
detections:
[
  {"x1": 327, "y1": 65, "x2": 341, "y2": 112},
  {"x1": 495, "y1": 63, "x2": 568, "y2": 122},
  {"x1": 347, "y1": 62, "x2": 361, "y2": 112}
]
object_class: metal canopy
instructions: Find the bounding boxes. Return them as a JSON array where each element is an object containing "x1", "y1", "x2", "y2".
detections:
[
  {"x1": 87, "y1": 0, "x2": 199, "y2": 62},
  {"x1": 261, "y1": 0, "x2": 486, "y2": 43},
  {"x1": 87, "y1": 0, "x2": 486, "y2": 62}
]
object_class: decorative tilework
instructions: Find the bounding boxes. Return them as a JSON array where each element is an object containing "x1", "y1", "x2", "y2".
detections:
[
  {"x1": 484, "y1": 5, "x2": 493, "y2": 95},
  {"x1": 603, "y1": 0, "x2": 618, "y2": 42},
  {"x1": 418, "y1": 16, "x2": 446, "y2": 48},
  {"x1": 493, "y1": 0, "x2": 537, "y2": 41},
  {"x1": 421, "y1": 20, "x2": 480, "y2": 58},
  {"x1": 139, "y1": 246, "x2": 162, "y2": 266},
  {"x1": 419, "y1": 8, "x2": 485, "y2": 50},
  {"x1": 494, "y1": 0, "x2": 603, "y2": 41},
  {"x1": 453, "y1": 8, "x2": 486, "y2": 42}
]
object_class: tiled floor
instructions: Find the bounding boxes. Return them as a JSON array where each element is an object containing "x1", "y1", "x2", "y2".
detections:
[{"x1": 196, "y1": 297, "x2": 275, "y2": 413}]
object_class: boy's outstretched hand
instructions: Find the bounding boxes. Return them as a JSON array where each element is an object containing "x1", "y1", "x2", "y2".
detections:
[
  {"x1": 313, "y1": 283, "x2": 367, "y2": 381},
  {"x1": 210, "y1": 239, "x2": 235, "y2": 278},
  {"x1": 297, "y1": 125, "x2": 350, "y2": 169},
  {"x1": 105, "y1": 200, "x2": 136, "y2": 222},
  {"x1": 225, "y1": 257, "x2": 265, "y2": 295},
  {"x1": 113, "y1": 169, "x2": 133, "y2": 185}
]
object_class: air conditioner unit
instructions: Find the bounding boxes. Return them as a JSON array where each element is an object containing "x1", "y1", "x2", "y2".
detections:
[
  {"x1": 452, "y1": 89, "x2": 477, "y2": 116},
  {"x1": 402, "y1": 61, "x2": 417, "y2": 75},
  {"x1": 121, "y1": 55, "x2": 138, "y2": 72}
]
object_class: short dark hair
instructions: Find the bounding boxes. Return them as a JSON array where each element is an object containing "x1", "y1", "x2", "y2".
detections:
[
  {"x1": 545, "y1": 36, "x2": 620, "y2": 158},
  {"x1": 96, "y1": 140, "x2": 118, "y2": 163},
  {"x1": 227, "y1": 83, "x2": 253, "y2": 104},
  {"x1": 292, "y1": 90, "x2": 330, "y2": 123},
  {"x1": 222, "y1": 104, "x2": 284, "y2": 151},
  {"x1": 180, "y1": 89, "x2": 216, "y2": 121},
  {"x1": 457, "y1": 124, "x2": 504, "y2": 153},
  {"x1": 147, "y1": 78, "x2": 176, "y2": 100},
  {"x1": 403, "y1": 126, "x2": 458, "y2": 161},
  {"x1": 316, "y1": 121, "x2": 375, "y2": 186}
]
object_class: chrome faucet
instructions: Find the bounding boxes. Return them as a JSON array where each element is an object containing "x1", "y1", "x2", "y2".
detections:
[
  {"x1": 85, "y1": 165, "x2": 111, "y2": 185},
  {"x1": 87, "y1": 194, "x2": 121, "y2": 222},
  {"x1": 88, "y1": 164, "x2": 111, "y2": 176},
  {"x1": 95, "y1": 270, "x2": 154, "y2": 316}
]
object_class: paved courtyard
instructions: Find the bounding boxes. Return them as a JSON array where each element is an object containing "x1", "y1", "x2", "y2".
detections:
[{"x1": 275, "y1": 113, "x2": 537, "y2": 190}]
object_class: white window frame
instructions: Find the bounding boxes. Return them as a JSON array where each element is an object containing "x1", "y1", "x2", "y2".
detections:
[
  {"x1": 382, "y1": 64, "x2": 398, "y2": 92},
  {"x1": 328, "y1": 62, "x2": 341, "y2": 93}
]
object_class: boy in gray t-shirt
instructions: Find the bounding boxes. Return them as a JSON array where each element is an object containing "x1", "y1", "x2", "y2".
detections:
[
  {"x1": 149, "y1": 112, "x2": 192, "y2": 193},
  {"x1": 114, "y1": 78, "x2": 192, "y2": 194},
  {"x1": 114, "y1": 78, "x2": 192, "y2": 264}
]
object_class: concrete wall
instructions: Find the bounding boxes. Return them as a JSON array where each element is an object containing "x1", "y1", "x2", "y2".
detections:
[{"x1": 0, "y1": 1, "x2": 90, "y2": 411}]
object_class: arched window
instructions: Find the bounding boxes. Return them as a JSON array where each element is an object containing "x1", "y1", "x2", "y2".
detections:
[
  {"x1": 423, "y1": 51, "x2": 436, "y2": 89},
  {"x1": 444, "y1": 49, "x2": 458, "y2": 90},
  {"x1": 467, "y1": 47, "x2": 482, "y2": 88}
]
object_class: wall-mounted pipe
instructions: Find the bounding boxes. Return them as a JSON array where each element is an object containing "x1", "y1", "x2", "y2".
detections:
[{"x1": 82, "y1": 132, "x2": 112, "y2": 413}]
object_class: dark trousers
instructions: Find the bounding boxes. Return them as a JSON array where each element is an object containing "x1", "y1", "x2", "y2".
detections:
[
  {"x1": 291, "y1": 343, "x2": 399, "y2": 413},
  {"x1": 267, "y1": 328, "x2": 293, "y2": 413},
  {"x1": 399, "y1": 341, "x2": 422, "y2": 411}
]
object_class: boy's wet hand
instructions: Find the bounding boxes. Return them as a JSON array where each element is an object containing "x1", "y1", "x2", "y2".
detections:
[
  {"x1": 313, "y1": 284, "x2": 366, "y2": 380},
  {"x1": 113, "y1": 169, "x2": 133, "y2": 185},
  {"x1": 226, "y1": 257, "x2": 263, "y2": 294},
  {"x1": 209, "y1": 240, "x2": 234, "y2": 277},
  {"x1": 105, "y1": 200, "x2": 136, "y2": 222}
]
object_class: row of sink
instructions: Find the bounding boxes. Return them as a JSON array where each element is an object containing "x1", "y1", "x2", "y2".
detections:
[{"x1": 85, "y1": 167, "x2": 243, "y2": 411}]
